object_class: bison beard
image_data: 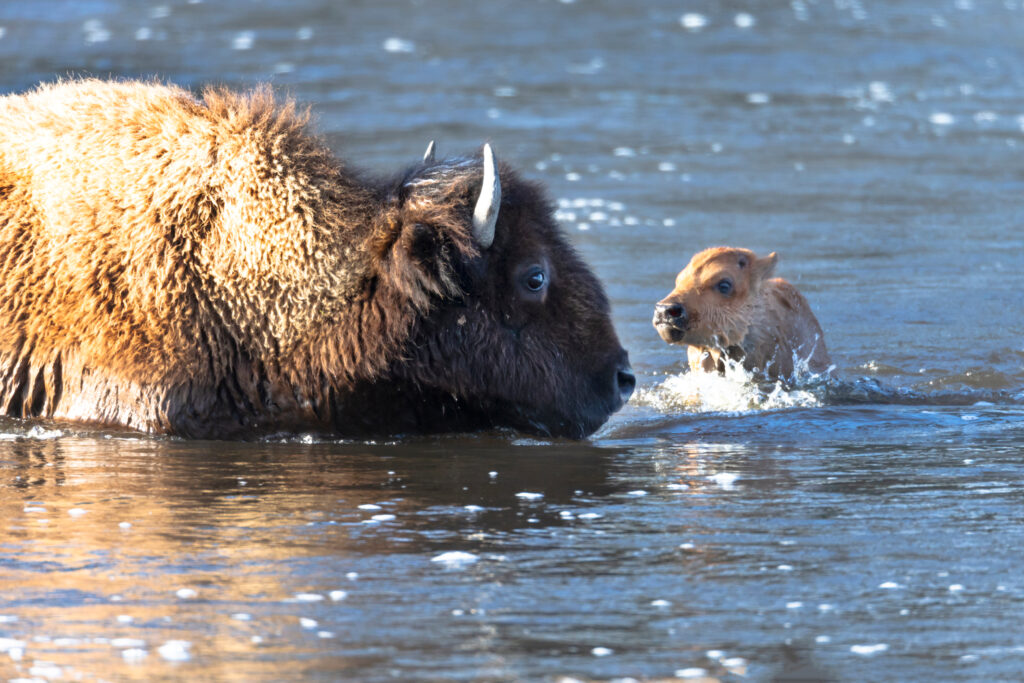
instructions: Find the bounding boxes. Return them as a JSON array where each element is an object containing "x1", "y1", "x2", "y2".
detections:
[{"x1": 0, "y1": 79, "x2": 633, "y2": 439}]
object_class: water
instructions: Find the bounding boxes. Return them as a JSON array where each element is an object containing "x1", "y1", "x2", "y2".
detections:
[{"x1": 1, "y1": 0, "x2": 1023, "y2": 680}]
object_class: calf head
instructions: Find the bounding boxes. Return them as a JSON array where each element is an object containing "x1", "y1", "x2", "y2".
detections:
[
  {"x1": 653, "y1": 247, "x2": 777, "y2": 350},
  {"x1": 365, "y1": 144, "x2": 634, "y2": 438}
]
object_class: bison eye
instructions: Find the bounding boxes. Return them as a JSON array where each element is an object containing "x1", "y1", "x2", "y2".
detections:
[
  {"x1": 716, "y1": 279, "x2": 733, "y2": 295},
  {"x1": 523, "y1": 267, "x2": 547, "y2": 292}
]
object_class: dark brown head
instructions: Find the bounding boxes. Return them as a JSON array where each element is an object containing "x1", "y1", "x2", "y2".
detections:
[
  {"x1": 351, "y1": 144, "x2": 633, "y2": 439},
  {"x1": 653, "y1": 247, "x2": 777, "y2": 349}
]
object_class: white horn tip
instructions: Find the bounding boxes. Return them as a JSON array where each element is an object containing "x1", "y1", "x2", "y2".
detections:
[{"x1": 423, "y1": 140, "x2": 436, "y2": 163}]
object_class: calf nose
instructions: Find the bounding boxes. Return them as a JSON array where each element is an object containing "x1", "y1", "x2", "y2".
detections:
[{"x1": 653, "y1": 302, "x2": 686, "y2": 329}]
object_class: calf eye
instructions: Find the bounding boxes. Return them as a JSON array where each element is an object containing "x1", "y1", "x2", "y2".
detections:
[
  {"x1": 523, "y1": 267, "x2": 547, "y2": 292},
  {"x1": 716, "y1": 279, "x2": 733, "y2": 295}
]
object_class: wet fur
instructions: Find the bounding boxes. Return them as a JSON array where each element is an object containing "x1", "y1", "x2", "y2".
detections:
[
  {"x1": 655, "y1": 247, "x2": 831, "y2": 380},
  {"x1": 0, "y1": 79, "x2": 626, "y2": 437}
]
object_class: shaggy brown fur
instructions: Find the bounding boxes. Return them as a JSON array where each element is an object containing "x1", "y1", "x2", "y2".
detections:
[
  {"x1": 0, "y1": 79, "x2": 632, "y2": 438},
  {"x1": 653, "y1": 247, "x2": 831, "y2": 380}
]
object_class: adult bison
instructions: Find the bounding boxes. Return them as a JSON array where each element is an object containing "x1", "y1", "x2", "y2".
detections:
[{"x1": 0, "y1": 80, "x2": 633, "y2": 439}]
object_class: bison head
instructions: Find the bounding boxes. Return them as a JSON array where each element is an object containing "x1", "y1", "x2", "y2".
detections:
[{"x1": 347, "y1": 144, "x2": 634, "y2": 439}]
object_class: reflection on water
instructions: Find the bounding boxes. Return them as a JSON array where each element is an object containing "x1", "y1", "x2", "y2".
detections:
[{"x1": 1, "y1": 0, "x2": 1024, "y2": 680}]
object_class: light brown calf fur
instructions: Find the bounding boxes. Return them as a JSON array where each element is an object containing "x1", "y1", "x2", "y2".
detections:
[{"x1": 653, "y1": 247, "x2": 831, "y2": 380}]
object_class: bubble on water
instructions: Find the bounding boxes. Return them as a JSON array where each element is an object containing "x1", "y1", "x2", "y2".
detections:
[
  {"x1": 329, "y1": 590, "x2": 348, "y2": 601},
  {"x1": 578, "y1": 512, "x2": 602, "y2": 520},
  {"x1": 680, "y1": 542, "x2": 695, "y2": 550},
  {"x1": 747, "y1": 92, "x2": 771, "y2": 105},
  {"x1": 464, "y1": 505, "x2": 484, "y2": 513},
  {"x1": 627, "y1": 489, "x2": 648, "y2": 497},
  {"x1": 559, "y1": 510, "x2": 575, "y2": 519},
  {"x1": 157, "y1": 640, "x2": 191, "y2": 661},
  {"x1": 83, "y1": 19, "x2": 111, "y2": 43},
  {"x1": 297, "y1": 27, "x2": 313, "y2": 40},
  {"x1": 843, "y1": 134, "x2": 856, "y2": 145},
  {"x1": 516, "y1": 492, "x2": 544, "y2": 501},
  {"x1": 116, "y1": 615, "x2": 133, "y2": 624},
  {"x1": 135, "y1": 27, "x2": 152, "y2": 41},
  {"x1": 232, "y1": 613, "x2": 252, "y2": 621},
  {"x1": 676, "y1": 668, "x2": 708, "y2": 678},
  {"x1": 651, "y1": 599, "x2": 671, "y2": 608},
  {"x1": 317, "y1": 630, "x2": 335, "y2": 638},
  {"x1": 68, "y1": 508, "x2": 88, "y2": 517},
  {"x1": 680, "y1": 13, "x2": 708, "y2": 31},
  {"x1": 175, "y1": 588, "x2": 197, "y2": 599},
  {"x1": 565, "y1": 172, "x2": 581, "y2": 182},
  {"x1": 734, "y1": 13, "x2": 756, "y2": 28},
  {"x1": 431, "y1": 551, "x2": 479, "y2": 568},
  {"x1": 358, "y1": 504, "x2": 382, "y2": 510},
  {"x1": 346, "y1": 572, "x2": 359, "y2": 580},
  {"x1": 851, "y1": 643, "x2": 888, "y2": 655},
  {"x1": 879, "y1": 581, "x2": 902, "y2": 589},
  {"x1": 778, "y1": 564, "x2": 794, "y2": 572},
  {"x1": 816, "y1": 635, "x2": 832, "y2": 643},
  {"x1": 299, "y1": 617, "x2": 318, "y2": 629},
  {"x1": 119, "y1": 522, "x2": 132, "y2": 530},
  {"x1": 949, "y1": 584, "x2": 965, "y2": 592},
  {"x1": 710, "y1": 473, "x2": 740, "y2": 490},
  {"x1": 24, "y1": 506, "x2": 46, "y2": 513},
  {"x1": 930, "y1": 112, "x2": 955, "y2": 126},
  {"x1": 786, "y1": 601, "x2": 803, "y2": 609},
  {"x1": 974, "y1": 111, "x2": 998, "y2": 124},
  {"x1": 0, "y1": 616, "x2": 16, "y2": 624},
  {"x1": 294, "y1": 593, "x2": 324, "y2": 602},
  {"x1": 122, "y1": 648, "x2": 147, "y2": 662},
  {"x1": 960, "y1": 654, "x2": 980, "y2": 663},
  {"x1": 591, "y1": 646, "x2": 613, "y2": 656},
  {"x1": 232, "y1": 31, "x2": 254, "y2": 50},
  {"x1": 494, "y1": 86, "x2": 517, "y2": 97},
  {"x1": 613, "y1": 146, "x2": 636, "y2": 157},
  {"x1": 383, "y1": 37, "x2": 415, "y2": 53},
  {"x1": 371, "y1": 514, "x2": 396, "y2": 522}
]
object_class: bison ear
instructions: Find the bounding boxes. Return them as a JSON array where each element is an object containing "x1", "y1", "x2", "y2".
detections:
[
  {"x1": 754, "y1": 252, "x2": 778, "y2": 281},
  {"x1": 472, "y1": 143, "x2": 500, "y2": 250}
]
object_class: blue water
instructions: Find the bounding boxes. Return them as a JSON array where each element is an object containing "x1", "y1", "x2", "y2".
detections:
[{"x1": 1, "y1": 0, "x2": 1023, "y2": 680}]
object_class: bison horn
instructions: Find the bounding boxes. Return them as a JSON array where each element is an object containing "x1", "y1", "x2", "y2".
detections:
[
  {"x1": 423, "y1": 140, "x2": 435, "y2": 163},
  {"x1": 472, "y1": 143, "x2": 500, "y2": 249}
]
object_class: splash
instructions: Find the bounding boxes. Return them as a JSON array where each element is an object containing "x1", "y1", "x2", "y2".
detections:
[{"x1": 635, "y1": 355, "x2": 831, "y2": 415}]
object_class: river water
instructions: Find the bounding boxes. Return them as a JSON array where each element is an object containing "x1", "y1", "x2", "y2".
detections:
[{"x1": 1, "y1": 1, "x2": 1023, "y2": 681}]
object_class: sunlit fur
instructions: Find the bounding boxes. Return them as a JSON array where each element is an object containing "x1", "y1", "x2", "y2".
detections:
[
  {"x1": 654, "y1": 247, "x2": 831, "y2": 380},
  {"x1": 0, "y1": 79, "x2": 628, "y2": 438}
]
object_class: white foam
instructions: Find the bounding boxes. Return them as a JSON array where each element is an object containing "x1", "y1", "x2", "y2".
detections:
[
  {"x1": 634, "y1": 355, "x2": 825, "y2": 416},
  {"x1": 371, "y1": 514, "x2": 396, "y2": 522},
  {"x1": 515, "y1": 492, "x2": 544, "y2": 501},
  {"x1": 68, "y1": 508, "x2": 88, "y2": 517},
  {"x1": 122, "y1": 648, "x2": 147, "y2": 662},
  {"x1": 734, "y1": 13, "x2": 756, "y2": 28},
  {"x1": 294, "y1": 593, "x2": 324, "y2": 602},
  {"x1": 232, "y1": 31, "x2": 254, "y2": 50},
  {"x1": 157, "y1": 640, "x2": 191, "y2": 661},
  {"x1": 383, "y1": 37, "x2": 415, "y2": 53},
  {"x1": 680, "y1": 13, "x2": 708, "y2": 31},
  {"x1": 710, "y1": 473, "x2": 740, "y2": 490},
  {"x1": 851, "y1": 643, "x2": 888, "y2": 655},
  {"x1": 879, "y1": 581, "x2": 902, "y2": 589},
  {"x1": 299, "y1": 617, "x2": 318, "y2": 629},
  {"x1": 930, "y1": 112, "x2": 955, "y2": 126},
  {"x1": 175, "y1": 588, "x2": 197, "y2": 599},
  {"x1": 676, "y1": 668, "x2": 708, "y2": 678},
  {"x1": 591, "y1": 646, "x2": 613, "y2": 656},
  {"x1": 786, "y1": 601, "x2": 803, "y2": 609},
  {"x1": 431, "y1": 551, "x2": 479, "y2": 568},
  {"x1": 329, "y1": 591, "x2": 348, "y2": 602},
  {"x1": 358, "y1": 504, "x2": 382, "y2": 510},
  {"x1": 627, "y1": 489, "x2": 648, "y2": 497},
  {"x1": 651, "y1": 599, "x2": 671, "y2": 608},
  {"x1": 111, "y1": 638, "x2": 146, "y2": 648}
]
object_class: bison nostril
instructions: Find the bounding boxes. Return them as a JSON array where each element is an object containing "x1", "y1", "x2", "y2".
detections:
[
  {"x1": 616, "y1": 367, "x2": 636, "y2": 404},
  {"x1": 664, "y1": 303, "x2": 683, "y2": 319}
]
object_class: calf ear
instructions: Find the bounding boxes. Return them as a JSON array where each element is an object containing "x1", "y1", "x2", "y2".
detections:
[{"x1": 754, "y1": 252, "x2": 778, "y2": 281}]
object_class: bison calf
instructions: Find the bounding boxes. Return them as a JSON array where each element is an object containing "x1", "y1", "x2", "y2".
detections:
[
  {"x1": 653, "y1": 247, "x2": 831, "y2": 381},
  {"x1": 0, "y1": 79, "x2": 634, "y2": 438}
]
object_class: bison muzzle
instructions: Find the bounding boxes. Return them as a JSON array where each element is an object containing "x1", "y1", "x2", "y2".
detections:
[{"x1": 0, "y1": 80, "x2": 633, "y2": 439}]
